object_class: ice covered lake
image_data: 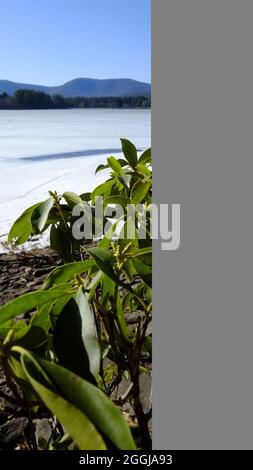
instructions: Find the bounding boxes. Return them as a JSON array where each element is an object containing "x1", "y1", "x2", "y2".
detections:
[{"x1": 0, "y1": 108, "x2": 151, "y2": 250}]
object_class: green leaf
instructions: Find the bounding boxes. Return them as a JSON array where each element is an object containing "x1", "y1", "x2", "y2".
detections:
[
  {"x1": 87, "y1": 248, "x2": 134, "y2": 294},
  {"x1": 118, "y1": 216, "x2": 139, "y2": 248},
  {"x1": 132, "y1": 258, "x2": 152, "y2": 287},
  {"x1": 103, "y1": 195, "x2": 131, "y2": 208},
  {"x1": 101, "y1": 274, "x2": 115, "y2": 308},
  {"x1": 87, "y1": 271, "x2": 103, "y2": 301},
  {"x1": 122, "y1": 259, "x2": 137, "y2": 280},
  {"x1": 128, "y1": 246, "x2": 152, "y2": 257},
  {"x1": 138, "y1": 148, "x2": 151, "y2": 163},
  {"x1": 20, "y1": 352, "x2": 106, "y2": 450},
  {"x1": 118, "y1": 173, "x2": 132, "y2": 189},
  {"x1": 117, "y1": 158, "x2": 129, "y2": 168},
  {"x1": 63, "y1": 192, "x2": 83, "y2": 208},
  {"x1": 50, "y1": 225, "x2": 73, "y2": 262},
  {"x1": 120, "y1": 139, "x2": 138, "y2": 169},
  {"x1": 98, "y1": 220, "x2": 120, "y2": 248},
  {"x1": 8, "y1": 202, "x2": 41, "y2": 245},
  {"x1": 91, "y1": 179, "x2": 116, "y2": 204},
  {"x1": 50, "y1": 294, "x2": 74, "y2": 329},
  {"x1": 7, "y1": 353, "x2": 39, "y2": 403},
  {"x1": 43, "y1": 259, "x2": 94, "y2": 289},
  {"x1": 130, "y1": 179, "x2": 151, "y2": 204},
  {"x1": 0, "y1": 288, "x2": 73, "y2": 326},
  {"x1": 116, "y1": 292, "x2": 130, "y2": 342},
  {"x1": 30, "y1": 303, "x2": 52, "y2": 332},
  {"x1": 32, "y1": 354, "x2": 136, "y2": 450},
  {"x1": 79, "y1": 192, "x2": 91, "y2": 202},
  {"x1": 31, "y1": 197, "x2": 54, "y2": 232},
  {"x1": 145, "y1": 286, "x2": 152, "y2": 303},
  {"x1": 122, "y1": 292, "x2": 134, "y2": 312},
  {"x1": 14, "y1": 325, "x2": 48, "y2": 353},
  {"x1": 86, "y1": 247, "x2": 118, "y2": 283},
  {"x1": 136, "y1": 163, "x2": 152, "y2": 177},
  {"x1": 0, "y1": 319, "x2": 27, "y2": 341},
  {"x1": 107, "y1": 156, "x2": 123, "y2": 175},
  {"x1": 53, "y1": 288, "x2": 100, "y2": 381},
  {"x1": 95, "y1": 164, "x2": 109, "y2": 174}
]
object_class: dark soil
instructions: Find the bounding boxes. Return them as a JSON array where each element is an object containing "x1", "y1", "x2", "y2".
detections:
[{"x1": 0, "y1": 248, "x2": 60, "y2": 306}]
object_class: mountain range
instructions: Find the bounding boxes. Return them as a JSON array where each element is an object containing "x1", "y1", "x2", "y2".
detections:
[{"x1": 0, "y1": 78, "x2": 151, "y2": 98}]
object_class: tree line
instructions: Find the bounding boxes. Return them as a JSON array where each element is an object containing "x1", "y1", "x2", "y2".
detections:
[{"x1": 0, "y1": 89, "x2": 151, "y2": 110}]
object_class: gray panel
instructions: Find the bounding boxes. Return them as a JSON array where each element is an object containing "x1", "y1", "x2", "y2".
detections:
[{"x1": 153, "y1": 0, "x2": 253, "y2": 449}]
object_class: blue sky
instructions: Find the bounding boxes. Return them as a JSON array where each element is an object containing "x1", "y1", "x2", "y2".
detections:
[{"x1": 0, "y1": 0, "x2": 151, "y2": 85}]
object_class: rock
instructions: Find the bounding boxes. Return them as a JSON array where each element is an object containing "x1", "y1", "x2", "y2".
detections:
[
  {"x1": 139, "y1": 373, "x2": 152, "y2": 415},
  {"x1": 26, "y1": 276, "x2": 46, "y2": 288},
  {"x1": 125, "y1": 312, "x2": 145, "y2": 324},
  {"x1": 33, "y1": 418, "x2": 53, "y2": 449},
  {"x1": 33, "y1": 266, "x2": 53, "y2": 277},
  {"x1": 0, "y1": 417, "x2": 28, "y2": 447},
  {"x1": 110, "y1": 375, "x2": 132, "y2": 401},
  {"x1": 24, "y1": 267, "x2": 32, "y2": 274},
  {"x1": 111, "y1": 371, "x2": 152, "y2": 416}
]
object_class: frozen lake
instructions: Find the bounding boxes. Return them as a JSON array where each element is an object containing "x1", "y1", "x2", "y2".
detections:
[{"x1": 0, "y1": 108, "x2": 151, "y2": 249}]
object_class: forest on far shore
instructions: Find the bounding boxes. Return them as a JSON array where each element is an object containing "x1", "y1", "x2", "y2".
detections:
[{"x1": 0, "y1": 89, "x2": 151, "y2": 110}]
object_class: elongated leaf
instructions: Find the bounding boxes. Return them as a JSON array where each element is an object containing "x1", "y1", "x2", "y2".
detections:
[
  {"x1": 7, "y1": 353, "x2": 39, "y2": 403},
  {"x1": 136, "y1": 162, "x2": 152, "y2": 177},
  {"x1": 0, "y1": 319, "x2": 27, "y2": 341},
  {"x1": 33, "y1": 355, "x2": 136, "y2": 450},
  {"x1": 120, "y1": 139, "x2": 138, "y2": 169},
  {"x1": 87, "y1": 247, "x2": 134, "y2": 296},
  {"x1": 122, "y1": 259, "x2": 137, "y2": 280},
  {"x1": 98, "y1": 220, "x2": 120, "y2": 248},
  {"x1": 8, "y1": 202, "x2": 41, "y2": 245},
  {"x1": 117, "y1": 158, "x2": 129, "y2": 167},
  {"x1": 118, "y1": 216, "x2": 138, "y2": 248},
  {"x1": 21, "y1": 352, "x2": 106, "y2": 450},
  {"x1": 132, "y1": 258, "x2": 152, "y2": 287},
  {"x1": 50, "y1": 293, "x2": 74, "y2": 329},
  {"x1": 91, "y1": 179, "x2": 116, "y2": 204},
  {"x1": 107, "y1": 156, "x2": 123, "y2": 175},
  {"x1": 50, "y1": 225, "x2": 73, "y2": 262},
  {"x1": 95, "y1": 164, "x2": 109, "y2": 174},
  {"x1": 87, "y1": 271, "x2": 103, "y2": 301},
  {"x1": 0, "y1": 288, "x2": 74, "y2": 326},
  {"x1": 53, "y1": 288, "x2": 100, "y2": 381},
  {"x1": 30, "y1": 303, "x2": 52, "y2": 334},
  {"x1": 138, "y1": 148, "x2": 151, "y2": 163},
  {"x1": 63, "y1": 192, "x2": 83, "y2": 208},
  {"x1": 128, "y1": 246, "x2": 152, "y2": 257},
  {"x1": 14, "y1": 325, "x2": 48, "y2": 353},
  {"x1": 101, "y1": 274, "x2": 115, "y2": 308},
  {"x1": 43, "y1": 259, "x2": 94, "y2": 289},
  {"x1": 86, "y1": 247, "x2": 118, "y2": 283},
  {"x1": 31, "y1": 197, "x2": 54, "y2": 232},
  {"x1": 79, "y1": 192, "x2": 91, "y2": 202},
  {"x1": 116, "y1": 292, "x2": 130, "y2": 342},
  {"x1": 130, "y1": 179, "x2": 151, "y2": 204},
  {"x1": 118, "y1": 173, "x2": 132, "y2": 189},
  {"x1": 104, "y1": 195, "x2": 130, "y2": 208}
]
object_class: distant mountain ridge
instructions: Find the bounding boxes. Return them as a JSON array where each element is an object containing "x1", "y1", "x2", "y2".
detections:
[{"x1": 0, "y1": 78, "x2": 151, "y2": 98}]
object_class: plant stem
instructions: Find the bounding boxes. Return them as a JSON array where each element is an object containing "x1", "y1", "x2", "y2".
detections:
[{"x1": 0, "y1": 390, "x2": 40, "y2": 408}]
